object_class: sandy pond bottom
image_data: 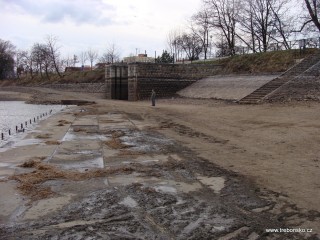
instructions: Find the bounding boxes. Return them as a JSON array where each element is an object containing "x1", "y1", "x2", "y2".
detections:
[{"x1": 0, "y1": 110, "x2": 317, "y2": 240}]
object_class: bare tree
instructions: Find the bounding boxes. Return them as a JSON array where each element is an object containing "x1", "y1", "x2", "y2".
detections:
[
  {"x1": 87, "y1": 48, "x2": 98, "y2": 70},
  {"x1": 247, "y1": 0, "x2": 274, "y2": 52},
  {"x1": 0, "y1": 39, "x2": 16, "y2": 79},
  {"x1": 204, "y1": 0, "x2": 240, "y2": 56},
  {"x1": 100, "y1": 44, "x2": 120, "y2": 64},
  {"x1": 64, "y1": 55, "x2": 74, "y2": 68},
  {"x1": 45, "y1": 35, "x2": 63, "y2": 78},
  {"x1": 191, "y1": 10, "x2": 212, "y2": 59},
  {"x1": 269, "y1": 0, "x2": 293, "y2": 49},
  {"x1": 79, "y1": 51, "x2": 88, "y2": 69},
  {"x1": 237, "y1": 0, "x2": 293, "y2": 52},
  {"x1": 31, "y1": 43, "x2": 47, "y2": 78},
  {"x1": 15, "y1": 50, "x2": 26, "y2": 79},
  {"x1": 166, "y1": 28, "x2": 182, "y2": 56},
  {"x1": 73, "y1": 55, "x2": 78, "y2": 67},
  {"x1": 23, "y1": 50, "x2": 35, "y2": 79},
  {"x1": 31, "y1": 43, "x2": 54, "y2": 80},
  {"x1": 214, "y1": 33, "x2": 232, "y2": 56},
  {"x1": 237, "y1": 1, "x2": 259, "y2": 52},
  {"x1": 297, "y1": 0, "x2": 320, "y2": 32},
  {"x1": 176, "y1": 32, "x2": 203, "y2": 61}
]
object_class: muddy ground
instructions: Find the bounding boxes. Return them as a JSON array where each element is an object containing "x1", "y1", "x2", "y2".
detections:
[{"x1": 0, "y1": 87, "x2": 319, "y2": 239}]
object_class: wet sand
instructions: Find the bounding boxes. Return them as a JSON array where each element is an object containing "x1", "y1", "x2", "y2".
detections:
[{"x1": 0, "y1": 87, "x2": 319, "y2": 239}]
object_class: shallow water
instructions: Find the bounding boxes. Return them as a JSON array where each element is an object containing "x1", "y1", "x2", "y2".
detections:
[{"x1": 0, "y1": 101, "x2": 65, "y2": 147}]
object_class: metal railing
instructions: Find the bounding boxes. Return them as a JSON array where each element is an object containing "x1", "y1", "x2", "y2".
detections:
[{"x1": 233, "y1": 37, "x2": 320, "y2": 56}]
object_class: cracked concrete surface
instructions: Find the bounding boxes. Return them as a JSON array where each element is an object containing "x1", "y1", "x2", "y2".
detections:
[{"x1": 0, "y1": 100, "x2": 319, "y2": 239}]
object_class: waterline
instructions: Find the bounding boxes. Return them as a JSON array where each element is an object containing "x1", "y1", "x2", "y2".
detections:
[{"x1": 0, "y1": 101, "x2": 65, "y2": 147}]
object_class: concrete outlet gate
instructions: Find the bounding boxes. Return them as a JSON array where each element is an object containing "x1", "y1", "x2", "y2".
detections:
[
  {"x1": 105, "y1": 63, "x2": 222, "y2": 101},
  {"x1": 105, "y1": 65, "x2": 129, "y2": 100}
]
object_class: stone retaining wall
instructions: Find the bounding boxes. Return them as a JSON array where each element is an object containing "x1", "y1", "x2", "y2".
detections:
[
  {"x1": 265, "y1": 55, "x2": 320, "y2": 102},
  {"x1": 106, "y1": 63, "x2": 223, "y2": 101},
  {"x1": 266, "y1": 76, "x2": 320, "y2": 102},
  {"x1": 42, "y1": 83, "x2": 106, "y2": 93},
  {"x1": 134, "y1": 78, "x2": 197, "y2": 100},
  {"x1": 130, "y1": 63, "x2": 222, "y2": 80}
]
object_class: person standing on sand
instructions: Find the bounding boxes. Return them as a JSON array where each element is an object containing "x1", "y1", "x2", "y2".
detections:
[{"x1": 151, "y1": 89, "x2": 156, "y2": 106}]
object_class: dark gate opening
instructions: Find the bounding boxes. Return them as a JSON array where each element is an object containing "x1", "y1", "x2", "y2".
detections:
[{"x1": 113, "y1": 66, "x2": 128, "y2": 100}]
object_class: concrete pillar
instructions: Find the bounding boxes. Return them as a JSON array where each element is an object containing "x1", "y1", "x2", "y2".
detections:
[{"x1": 128, "y1": 64, "x2": 138, "y2": 101}]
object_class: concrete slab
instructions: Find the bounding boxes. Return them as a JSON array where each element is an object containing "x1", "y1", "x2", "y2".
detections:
[
  {"x1": 22, "y1": 194, "x2": 74, "y2": 220},
  {"x1": 0, "y1": 181, "x2": 24, "y2": 223},
  {"x1": 58, "y1": 140, "x2": 101, "y2": 151},
  {"x1": 73, "y1": 115, "x2": 98, "y2": 125},
  {"x1": 104, "y1": 154, "x2": 169, "y2": 167},
  {"x1": 178, "y1": 74, "x2": 278, "y2": 100}
]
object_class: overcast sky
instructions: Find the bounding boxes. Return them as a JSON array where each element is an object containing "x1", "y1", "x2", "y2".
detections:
[{"x1": 0, "y1": 0, "x2": 202, "y2": 61}]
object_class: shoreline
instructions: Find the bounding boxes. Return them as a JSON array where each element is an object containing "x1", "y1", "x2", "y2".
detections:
[
  {"x1": 0, "y1": 90, "x2": 33, "y2": 102},
  {"x1": 0, "y1": 102, "x2": 67, "y2": 149},
  {"x1": 0, "y1": 86, "x2": 103, "y2": 105}
]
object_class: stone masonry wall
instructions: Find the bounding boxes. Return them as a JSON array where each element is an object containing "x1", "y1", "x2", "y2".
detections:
[
  {"x1": 134, "y1": 78, "x2": 197, "y2": 100},
  {"x1": 125, "y1": 63, "x2": 222, "y2": 101},
  {"x1": 265, "y1": 76, "x2": 320, "y2": 102},
  {"x1": 265, "y1": 56, "x2": 320, "y2": 102},
  {"x1": 130, "y1": 63, "x2": 222, "y2": 80},
  {"x1": 42, "y1": 83, "x2": 106, "y2": 93}
]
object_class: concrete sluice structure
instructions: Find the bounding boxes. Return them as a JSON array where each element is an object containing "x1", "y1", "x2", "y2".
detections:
[{"x1": 105, "y1": 63, "x2": 222, "y2": 101}]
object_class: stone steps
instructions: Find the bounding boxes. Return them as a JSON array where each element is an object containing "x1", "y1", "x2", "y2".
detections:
[{"x1": 238, "y1": 51, "x2": 320, "y2": 104}]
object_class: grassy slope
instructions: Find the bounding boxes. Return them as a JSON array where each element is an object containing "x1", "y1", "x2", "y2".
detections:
[
  {"x1": 204, "y1": 48, "x2": 319, "y2": 74},
  {"x1": 16, "y1": 68, "x2": 105, "y2": 86}
]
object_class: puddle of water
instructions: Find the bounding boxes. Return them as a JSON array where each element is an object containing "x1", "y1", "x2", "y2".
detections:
[
  {"x1": 120, "y1": 131, "x2": 173, "y2": 153},
  {"x1": 251, "y1": 205, "x2": 271, "y2": 213},
  {"x1": 107, "y1": 174, "x2": 160, "y2": 187},
  {"x1": 14, "y1": 138, "x2": 43, "y2": 147},
  {"x1": 105, "y1": 155, "x2": 169, "y2": 167},
  {"x1": 0, "y1": 138, "x2": 43, "y2": 152},
  {"x1": 62, "y1": 132, "x2": 108, "y2": 141},
  {"x1": 141, "y1": 159, "x2": 160, "y2": 163},
  {"x1": 56, "y1": 157, "x2": 104, "y2": 171},
  {"x1": 182, "y1": 217, "x2": 204, "y2": 235},
  {"x1": 176, "y1": 197, "x2": 186, "y2": 205},
  {"x1": 74, "y1": 150, "x2": 97, "y2": 155},
  {"x1": 197, "y1": 176, "x2": 225, "y2": 194},
  {"x1": 119, "y1": 196, "x2": 138, "y2": 208},
  {"x1": 212, "y1": 226, "x2": 226, "y2": 232},
  {"x1": 170, "y1": 181, "x2": 202, "y2": 193},
  {"x1": 0, "y1": 162, "x2": 13, "y2": 167},
  {"x1": 203, "y1": 214, "x2": 234, "y2": 234},
  {"x1": 157, "y1": 180, "x2": 202, "y2": 194},
  {"x1": 154, "y1": 185, "x2": 177, "y2": 194},
  {"x1": 101, "y1": 113, "x2": 124, "y2": 119}
]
